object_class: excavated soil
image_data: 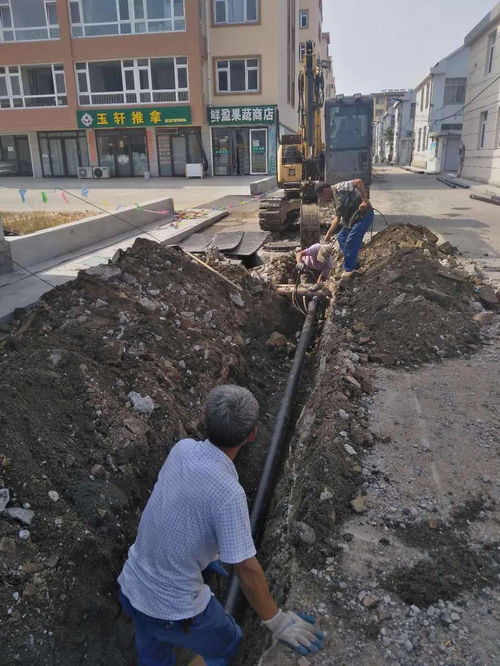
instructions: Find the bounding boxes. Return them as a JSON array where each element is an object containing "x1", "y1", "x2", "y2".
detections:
[
  {"x1": 335, "y1": 224, "x2": 481, "y2": 366},
  {"x1": 0, "y1": 239, "x2": 301, "y2": 665}
]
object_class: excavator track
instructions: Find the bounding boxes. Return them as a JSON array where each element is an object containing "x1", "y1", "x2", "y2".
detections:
[{"x1": 258, "y1": 194, "x2": 300, "y2": 233}]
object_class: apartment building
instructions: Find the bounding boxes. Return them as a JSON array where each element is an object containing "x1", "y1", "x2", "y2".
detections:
[
  {"x1": 371, "y1": 89, "x2": 410, "y2": 121},
  {"x1": 461, "y1": 2, "x2": 500, "y2": 186},
  {"x1": 0, "y1": 0, "x2": 331, "y2": 180},
  {"x1": 411, "y1": 45, "x2": 468, "y2": 173},
  {"x1": 392, "y1": 90, "x2": 416, "y2": 165}
]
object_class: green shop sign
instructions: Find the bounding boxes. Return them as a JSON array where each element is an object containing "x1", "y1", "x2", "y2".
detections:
[
  {"x1": 77, "y1": 106, "x2": 192, "y2": 129},
  {"x1": 208, "y1": 105, "x2": 276, "y2": 125}
]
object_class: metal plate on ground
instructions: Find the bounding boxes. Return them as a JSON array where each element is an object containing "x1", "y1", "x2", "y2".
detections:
[
  {"x1": 212, "y1": 232, "x2": 244, "y2": 251},
  {"x1": 178, "y1": 233, "x2": 216, "y2": 253},
  {"x1": 227, "y1": 232, "x2": 270, "y2": 257}
]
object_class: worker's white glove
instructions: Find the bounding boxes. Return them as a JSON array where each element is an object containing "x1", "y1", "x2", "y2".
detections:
[{"x1": 263, "y1": 610, "x2": 324, "y2": 656}]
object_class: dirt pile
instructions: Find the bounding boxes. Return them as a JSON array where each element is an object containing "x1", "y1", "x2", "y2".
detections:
[
  {"x1": 0, "y1": 239, "x2": 297, "y2": 665},
  {"x1": 333, "y1": 224, "x2": 482, "y2": 366}
]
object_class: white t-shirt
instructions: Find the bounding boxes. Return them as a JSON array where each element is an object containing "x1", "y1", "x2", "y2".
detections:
[{"x1": 118, "y1": 439, "x2": 256, "y2": 620}]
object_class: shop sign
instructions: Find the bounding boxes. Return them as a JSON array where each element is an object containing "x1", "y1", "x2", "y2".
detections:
[
  {"x1": 208, "y1": 105, "x2": 276, "y2": 125},
  {"x1": 77, "y1": 106, "x2": 192, "y2": 129}
]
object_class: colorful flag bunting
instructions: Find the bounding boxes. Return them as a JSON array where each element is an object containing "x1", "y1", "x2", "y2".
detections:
[
  {"x1": 80, "y1": 186, "x2": 89, "y2": 197},
  {"x1": 19, "y1": 189, "x2": 27, "y2": 203},
  {"x1": 41, "y1": 192, "x2": 48, "y2": 203}
]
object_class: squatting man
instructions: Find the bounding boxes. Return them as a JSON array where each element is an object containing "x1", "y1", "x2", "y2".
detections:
[
  {"x1": 118, "y1": 385, "x2": 324, "y2": 664},
  {"x1": 312, "y1": 179, "x2": 374, "y2": 278}
]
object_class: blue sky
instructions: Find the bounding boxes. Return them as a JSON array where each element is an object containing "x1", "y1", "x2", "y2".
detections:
[{"x1": 323, "y1": 0, "x2": 497, "y2": 94}]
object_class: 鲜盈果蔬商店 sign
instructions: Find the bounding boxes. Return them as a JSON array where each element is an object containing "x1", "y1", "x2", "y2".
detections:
[
  {"x1": 208, "y1": 105, "x2": 276, "y2": 125},
  {"x1": 77, "y1": 106, "x2": 192, "y2": 129}
]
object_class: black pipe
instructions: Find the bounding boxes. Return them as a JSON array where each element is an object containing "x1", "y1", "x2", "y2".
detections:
[
  {"x1": 224, "y1": 297, "x2": 319, "y2": 617},
  {"x1": 470, "y1": 192, "x2": 500, "y2": 206},
  {"x1": 437, "y1": 177, "x2": 456, "y2": 188}
]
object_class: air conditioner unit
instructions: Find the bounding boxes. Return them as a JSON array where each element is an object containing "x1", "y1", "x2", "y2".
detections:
[
  {"x1": 78, "y1": 166, "x2": 94, "y2": 179},
  {"x1": 93, "y1": 166, "x2": 110, "y2": 179}
]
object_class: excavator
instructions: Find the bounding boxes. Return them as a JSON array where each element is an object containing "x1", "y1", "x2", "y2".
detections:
[{"x1": 258, "y1": 40, "x2": 326, "y2": 247}]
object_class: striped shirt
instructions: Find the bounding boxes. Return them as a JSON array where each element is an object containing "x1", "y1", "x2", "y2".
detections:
[{"x1": 118, "y1": 439, "x2": 256, "y2": 620}]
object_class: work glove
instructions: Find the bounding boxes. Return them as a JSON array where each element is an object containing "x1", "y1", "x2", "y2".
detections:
[
  {"x1": 204, "y1": 560, "x2": 229, "y2": 577},
  {"x1": 263, "y1": 610, "x2": 324, "y2": 656},
  {"x1": 296, "y1": 262, "x2": 306, "y2": 272}
]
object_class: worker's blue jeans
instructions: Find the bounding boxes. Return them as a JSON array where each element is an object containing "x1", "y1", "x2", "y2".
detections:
[
  {"x1": 119, "y1": 589, "x2": 242, "y2": 666},
  {"x1": 337, "y1": 210, "x2": 375, "y2": 271}
]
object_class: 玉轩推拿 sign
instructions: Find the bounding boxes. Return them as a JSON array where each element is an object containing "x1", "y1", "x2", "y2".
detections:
[
  {"x1": 77, "y1": 106, "x2": 192, "y2": 129},
  {"x1": 208, "y1": 105, "x2": 276, "y2": 125}
]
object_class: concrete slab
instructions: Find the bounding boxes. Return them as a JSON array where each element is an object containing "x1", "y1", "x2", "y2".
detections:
[
  {"x1": 0, "y1": 208, "x2": 226, "y2": 321},
  {"x1": 5, "y1": 198, "x2": 173, "y2": 271},
  {"x1": 250, "y1": 176, "x2": 276, "y2": 195}
]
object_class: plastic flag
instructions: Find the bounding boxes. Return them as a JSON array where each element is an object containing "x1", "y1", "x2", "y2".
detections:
[
  {"x1": 80, "y1": 186, "x2": 89, "y2": 197},
  {"x1": 19, "y1": 189, "x2": 27, "y2": 203},
  {"x1": 60, "y1": 190, "x2": 69, "y2": 203},
  {"x1": 135, "y1": 204, "x2": 143, "y2": 211},
  {"x1": 41, "y1": 191, "x2": 48, "y2": 203}
]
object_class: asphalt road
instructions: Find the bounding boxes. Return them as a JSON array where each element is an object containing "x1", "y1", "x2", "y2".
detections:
[{"x1": 370, "y1": 166, "x2": 500, "y2": 286}]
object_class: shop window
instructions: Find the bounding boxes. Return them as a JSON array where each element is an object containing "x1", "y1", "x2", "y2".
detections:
[
  {"x1": 0, "y1": 63, "x2": 66, "y2": 108},
  {"x1": 69, "y1": 0, "x2": 185, "y2": 37},
  {"x1": 76, "y1": 57, "x2": 189, "y2": 105},
  {"x1": 213, "y1": 0, "x2": 258, "y2": 25},
  {"x1": 0, "y1": 0, "x2": 59, "y2": 42},
  {"x1": 216, "y1": 58, "x2": 259, "y2": 93},
  {"x1": 443, "y1": 78, "x2": 466, "y2": 105},
  {"x1": 299, "y1": 9, "x2": 308, "y2": 29}
]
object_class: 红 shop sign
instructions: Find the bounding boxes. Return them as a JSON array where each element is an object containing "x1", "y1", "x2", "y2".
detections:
[
  {"x1": 77, "y1": 106, "x2": 192, "y2": 129},
  {"x1": 208, "y1": 105, "x2": 276, "y2": 125}
]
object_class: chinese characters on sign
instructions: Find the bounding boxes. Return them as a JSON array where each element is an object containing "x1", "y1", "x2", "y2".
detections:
[
  {"x1": 208, "y1": 105, "x2": 276, "y2": 125},
  {"x1": 77, "y1": 106, "x2": 192, "y2": 129}
]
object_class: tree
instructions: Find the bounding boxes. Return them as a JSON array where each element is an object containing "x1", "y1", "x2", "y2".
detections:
[{"x1": 384, "y1": 127, "x2": 394, "y2": 162}]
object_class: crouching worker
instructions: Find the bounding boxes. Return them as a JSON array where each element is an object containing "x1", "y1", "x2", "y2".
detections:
[
  {"x1": 316, "y1": 179, "x2": 374, "y2": 276},
  {"x1": 118, "y1": 384, "x2": 324, "y2": 665},
  {"x1": 296, "y1": 242, "x2": 335, "y2": 283}
]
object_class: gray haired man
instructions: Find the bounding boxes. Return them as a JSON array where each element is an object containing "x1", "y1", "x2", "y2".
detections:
[{"x1": 118, "y1": 385, "x2": 324, "y2": 665}]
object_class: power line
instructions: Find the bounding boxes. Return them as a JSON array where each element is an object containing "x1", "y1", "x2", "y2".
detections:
[{"x1": 430, "y1": 74, "x2": 500, "y2": 126}]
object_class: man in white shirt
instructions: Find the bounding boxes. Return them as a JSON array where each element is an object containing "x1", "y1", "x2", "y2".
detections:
[{"x1": 118, "y1": 385, "x2": 324, "y2": 665}]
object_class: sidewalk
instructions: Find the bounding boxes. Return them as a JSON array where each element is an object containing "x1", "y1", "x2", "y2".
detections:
[
  {"x1": 0, "y1": 208, "x2": 226, "y2": 321},
  {"x1": 398, "y1": 165, "x2": 500, "y2": 198}
]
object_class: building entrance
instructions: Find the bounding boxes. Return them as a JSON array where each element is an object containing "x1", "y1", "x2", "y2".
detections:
[{"x1": 96, "y1": 129, "x2": 149, "y2": 177}]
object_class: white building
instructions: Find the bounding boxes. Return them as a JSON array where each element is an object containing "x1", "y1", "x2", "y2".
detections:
[
  {"x1": 461, "y1": 3, "x2": 500, "y2": 186},
  {"x1": 411, "y1": 45, "x2": 469, "y2": 173},
  {"x1": 392, "y1": 91, "x2": 416, "y2": 165}
]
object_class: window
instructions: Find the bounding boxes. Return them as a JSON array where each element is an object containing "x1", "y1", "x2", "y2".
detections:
[
  {"x1": 213, "y1": 0, "x2": 258, "y2": 24},
  {"x1": 327, "y1": 103, "x2": 370, "y2": 151},
  {"x1": 0, "y1": 0, "x2": 59, "y2": 42},
  {"x1": 417, "y1": 127, "x2": 422, "y2": 151},
  {"x1": 422, "y1": 126, "x2": 427, "y2": 152},
  {"x1": 420, "y1": 88, "x2": 425, "y2": 112},
  {"x1": 425, "y1": 82, "x2": 430, "y2": 108},
  {"x1": 443, "y1": 78, "x2": 466, "y2": 105},
  {"x1": 69, "y1": 0, "x2": 185, "y2": 37},
  {"x1": 75, "y1": 57, "x2": 188, "y2": 105},
  {"x1": 478, "y1": 110, "x2": 488, "y2": 148},
  {"x1": 441, "y1": 123, "x2": 462, "y2": 131},
  {"x1": 486, "y1": 30, "x2": 496, "y2": 74},
  {"x1": 299, "y1": 42, "x2": 306, "y2": 60},
  {"x1": 216, "y1": 58, "x2": 259, "y2": 93},
  {"x1": 375, "y1": 109, "x2": 383, "y2": 117},
  {"x1": 0, "y1": 63, "x2": 66, "y2": 108},
  {"x1": 410, "y1": 102, "x2": 416, "y2": 119},
  {"x1": 299, "y1": 8, "x2": 308, "y2": 28},
  {"x1": 496, "y1": 108, "x2": 500, "y2": 148}
]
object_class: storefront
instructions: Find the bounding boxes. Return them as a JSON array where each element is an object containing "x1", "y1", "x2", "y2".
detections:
[
  {"x1": 77, "y1": 106, "x2": 193, "y2": 177},
  {"x1": 0, "y1": 135, "x2": 32, "y2": 176},
  {"x1": 208, "y1": 105, "x2": 277, "y2": 176},
  {"x1": 38, "y1": 131, "x2": 89, "y2": 177}
]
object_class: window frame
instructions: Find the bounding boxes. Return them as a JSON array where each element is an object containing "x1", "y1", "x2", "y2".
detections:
[
  {"x1": 299, "y1": 42, "x2": 306, "y2": 61},
  {"x1": 0, "y1": 0, "x2": 59, "y2": 42},
  {"x1": 443, "y1": 77, "x2": 466, "y2": 106},
  {"x1": 486, "y1": 30, "x2": 496, "y2": 75},
  {"x1": 212, "y1": 0, "x2": 260, "y2": 26},
  {"x1": 478, "y1": 110, "x2": 488, "y2": 149},
  {"x1": 75, "y1": 56, "x2": 189, "y2": 106},
  {"x1": 214, "y1": 56, "x2": 260, "y2": 95},
  {"x1": 299, "y1": 8, "x2": 309, "y2": 29},
  {"x1": 0, "y1": 62, "x2": 66, "y2": 109},
  {"x1": 496, "y1": 107, "x2": 500, "y2": 149},
  {"x1": 69, "y1": 0, "x2": 186, "y2": 38}
]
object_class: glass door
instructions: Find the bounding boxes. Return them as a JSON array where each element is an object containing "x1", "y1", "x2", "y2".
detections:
[
  {"x1": 171, "y1": 135, "x2": 187, "y2": 176},
  {"x1": 63, "y1": 138, "x2": 80, "y2": 176},
  {"x1": 129, "y1": 130, "x2": 148, "y2": 176},
  {"x1": 250, "y1": 128, "x2": 268, "y2": 174},
  {"x1": 212, "y1": 128, "x2": 231, "y2": 175},
  {"x1": 234, "y1": 129, "x2": 250, "y2": 175},
  {"x1": 14, "y1": 136, "x2": 32, "y2": 176},
  {"x1": 116, "y1": 134, "x2": 132, "y2": 177}
]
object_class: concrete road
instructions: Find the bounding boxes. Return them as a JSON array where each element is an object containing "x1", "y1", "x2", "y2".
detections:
[
  {"x1": 371, "y1": 166, "x2": 500, "y2": 285},
  {"x1": 0, "y1": 175, "x2": 256, "y2": 212}
]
